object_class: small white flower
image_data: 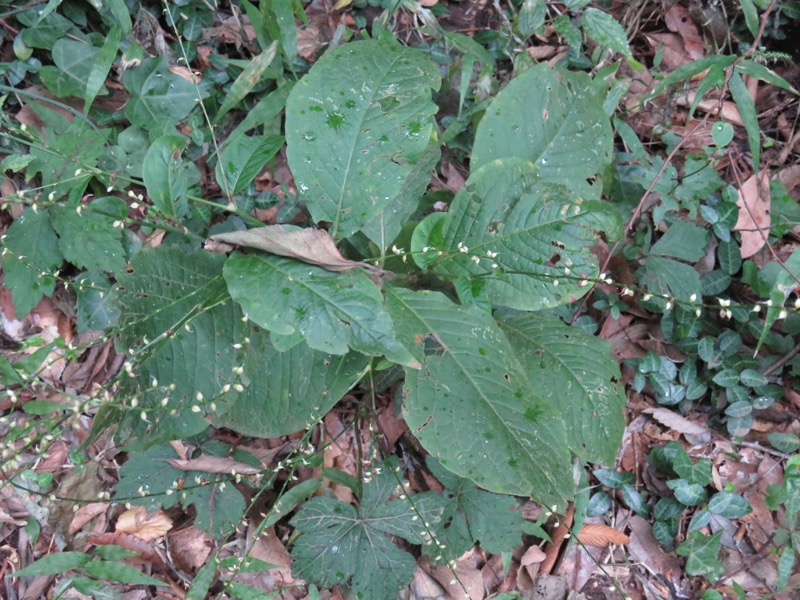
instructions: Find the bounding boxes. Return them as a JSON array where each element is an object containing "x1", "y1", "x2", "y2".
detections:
[
  {"x1": 196, "y1": 392, "x2": 204, "y2": 401},
  {"x1": 642, "y1": 293, "x2": 652, "y2": 302},
  {"x1": 690, "y1": 293, "x2": 697, "y2": 302},
  {"x1": 779, "y1": 309, "x2": 788, "y2": 320},
  {"x1": 470, "y1": 255, "x2": 480, "y2": 264},
  {"x1": 191, "y1": 405, "x2": 201, "y2": 413},
  {"x1": 664, "y1": 300, "x2": 673, "y2": 311},
  {"x1": 718, "y1": 298, "x2": 731, "y2": 307}
]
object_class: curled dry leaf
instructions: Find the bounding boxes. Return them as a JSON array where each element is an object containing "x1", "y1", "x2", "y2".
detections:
[
  {"x1": 69, "y1": 502, "x2": 110, "y2": 535},
  {"x1": 642, "y1": 407, "x2": 711, "y2": 443},
  {"x1": 665, "y1": 3, "x2": 705, "y2": 60},
  {"x1": 116, "y1": 506, "x2": 173, "y2": 541},
  {"x1": 734, "y1": 171, "x2": 771, "y2": 258},
  {"x1": 166, "y1": 455, "x2": 261, "y2": 475},
  {"x1": 87, "y1": 532, "x2": 164, "y2": 563},
  {"x1": 210, "y1": 225, "x2": 370, "y2": 272},
  {"x1": 576, "y1": 523, "x2": 631, "y2": 548}
]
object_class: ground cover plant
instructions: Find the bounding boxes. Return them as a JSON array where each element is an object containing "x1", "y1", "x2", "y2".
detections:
[{"x1": 1, "y1": 0, "x2": 800, "y2": 598}]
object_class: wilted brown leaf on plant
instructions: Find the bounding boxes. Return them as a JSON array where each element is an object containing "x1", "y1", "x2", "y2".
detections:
[{"x1": 211, "y1": 225, "x2": 370, "y2": 272}]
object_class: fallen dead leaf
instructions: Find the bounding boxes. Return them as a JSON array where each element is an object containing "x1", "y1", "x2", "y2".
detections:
[
  {"x1": 426, "y1": 553, "x2": 485, "y2": 600},
  {"x1": 577, "y1": 523, "x2": 630, "y2": 548},
  {"x1": 69, "y1": 502, "x2": 110, "y2": 535},
  {"x1": 516, "y1": 544, "x2": 546, "y2": 591},
  {"x1": 642, "y1": 407, "x2": 711, "y2": 443},
  {"x1": 734, "y1": 170, "x2": 771, "y2": 258},
  {"x1": 116, "y1": 506, "x2": 173, "y2": 541},
  {"x1": 167, "y1": 455, "x2": 261, "y2": 476},
  {"x1": 211, "y1": 226, "x2": 371, "y2": 273},
  {"x1": 167, "y1": 526, "x2": 214, "y2": 572},
  {"x1": 665, "y1": 4, "x2": 705, "y2": 60},
  {"x1": 86, "y1": 532, "x2": 164, "y2": 564}
]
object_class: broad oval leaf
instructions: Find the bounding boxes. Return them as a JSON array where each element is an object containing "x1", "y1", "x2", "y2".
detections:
[
  {"x1": 385, "y1": 287, "x2": 572, "y2": 508},
  {"x1": 285, "y1": 39, "x2": 440, "y2": 240},
  {"x1": 142, "y1": 136, "x2": 201, "y2": 219},
  {"x1": 223, "y1": 252, "x2": 418, "y2": 367},
  {"x1": 114, "y1": 245, "x2": 367, "y2": 440},
  {"x1": 412, "y1": 158, "x2": 622, "y2": 311},
  {"x1": 497, "y1": 311, "x2": 625, "y2": 465},
  {"x1": 471, "y1": 62, "x2": 612, "y2": 197}
]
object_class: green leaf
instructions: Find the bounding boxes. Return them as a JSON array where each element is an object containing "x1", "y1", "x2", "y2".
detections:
[
  {"x1": 384, "y1": 287, "x2": 572, "y2": 507},
  {"x1": 777, "y1": 545, "x2": 796, "y2": 590},
  {"x1": 3, "y1": 207, "x2": 62, "y2": 317},
  {"x1": 756, "y1": 248, "x2": 800, "y2": 354},
  {"x1": 103, "y1": 0, "x2": 132, "y2": 33},
  {"x1": 728, "y1": 71, "x2": 760, "y2": 169},
  {"x1": 735, "y1": 60, "x2": 799, "y2": 94},
  {"x1": 76, "y1": 271, "x2": 120, "y2": 332},
  {"x1": 214, "y1": 333, "x2": 369, "y2": 437},
  {"x1": 269, "y1": 0, "x2": 297, "y2": 63},
  {"x1": 497, "y1": 312, "x2": 625, "y2": 465},
  {"x1": 676, "y1": 531, "x2": 723, "y2": 581},
  {"x1": 739, "y1": 0, "x2": 759, "y2": 37},
  {"x1": 11, "y1": 552, "x2": 90, "y2": 577},
  {"x1": 580, "y1": 8, "x2": 631, "y2": 57},
  {"x1": 285, "y1": 39, "x2": 440, "y2": 239},
  {"x1": 767, "y1": 432, "x2": 800, "y2": 453},
  {"x1": 114, "y1": 246, "x2": 242, "y2": 417},
  {"x1": 290, "y1": 457, "x2": 442, "y2": 599},
  {"x1": 361, "y1": 141, "x2": 440, "y2": 251},
  {"x1": 413, "y1": 158, "x2": 622, "y2": 311},
  {"x1": 651, "y1": 221, "x2": 710, "y2": 262},
  {"x1": 19, "y1": 9, "x2": 73, "y2": 49},
  {"x1": 84, "y1": 25, "x2": 121, "y2": 112},
  {"x1": 123, "y1": 56, "x2": 206, "y2": 133},
  {"x1": 84, "y1": 560, "x2": 166, "y2": 586},
  {"x1": 223, "y1": 252, "x2": 417, "y2": 366},
  {"x1": 712, "y1": 368, "x2": 739, "y2": 388},
  {"x1": 422, "y1": 458, "x2": 524, "y2": 563},
  {"x1": 718, "y1": 239, "x2": 741, "y2": 275},
  {"x1": 216, "y1": 43, "x2": 279, "y2": 120},
  {"x1": 739, "y1": 368, "x2": 767, "y2": 388},
  {"x1": 94, "y1": 545, "x2": 140, "y2": 560},
  {"x1": 667, "y1": 479, "x2": 707, "y2": 506},
  {"x1": 644, "y1": 256, "x2": 702, "y2": 302},
  {"x1": 187, "y1": 559, "x2": 218, "y2": 600},
  {"x1": 471, "y1": 63, "x2": 612, "y2": 197},
  {"x1": 593, "y1": 468, "x2": 634, "y2": 489},
  {"x1": 216, "y1": 134, "x2": 284, "y2": 195},
  {"x1": 142, "y1": 135, "x2": 201, "y2": 219},
  {"x1": 50, "y1": 202, "x2": 126, "y2": 273},
  {"x1": 708, "y1": 492, "x2": 751, "y2": 518},
  {"x1": 39, "y1": 39, "x2": 101, "y2": 98}
]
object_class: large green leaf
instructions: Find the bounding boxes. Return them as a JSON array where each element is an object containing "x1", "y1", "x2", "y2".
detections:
[
  {"x1": 496, "y1": 312, "x2": 625, "y2": 465},
  {"x1": 142, "y1": 135, "x2": 201, "y2": 219},
  {"x1": 471, "y1": 62, "x2": 612, "y2": 197},
  {"x1": 214, "y1": 332, "x2": 369, "y2": 437},
  {"x1": 290, "y1": 457, "x2": 442, "y2": 599},
  {"x1": 3, "y1": 207, "x2": 62, "y2": 317},
  {"x1": 223, "y1": 252, "x2": 418, "y2": 367},
  {"x1": 361, "y1": 140, "x2": 440, "y2": 251},
  {"x1": 114, "y1": 246, "x2": 366, "y2": 444},
  {"x1": 384, "y1": 287, "x2": 572, "y2": 507},
  {"x1": 215, "y1": 134, "x2": 284, "y2": 195},
  {"x1": 39, "y1": 39, "x2": 103, "y2": 99},
  {"x1": 123, "y1": 56, "x2": 207, "y2": 133},
  {"x1": 285, "y1": 39, "x2": 440, "y2": 240},
  {"x1": 412, "y1": 158, "x2": 622, "y2": 311},
  {"x1": 50, "y1": 201, "x2": 126, "y2": 273}
]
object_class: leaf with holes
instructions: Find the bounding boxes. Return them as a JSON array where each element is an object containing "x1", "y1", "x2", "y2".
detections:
[
  {"x1": 497, "y1": 312, "x2": 625, "y2": 465},
  {"x1": 290, "y1": 457, "x2": 442, "y2": 599},
  {"x1": 384, "y1": 287, "x2": 572, "y2": 508},
  {"x1": 412, "y1": 158, "x2": 621, "y2": 311},
  {"x1": 285, "y1": 39, "x2": 440, "y2": 240}
]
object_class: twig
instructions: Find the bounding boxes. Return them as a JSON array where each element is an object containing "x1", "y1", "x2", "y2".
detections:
[{"x1": 763, "y1": 340, "x2": 800, "y2": 375}]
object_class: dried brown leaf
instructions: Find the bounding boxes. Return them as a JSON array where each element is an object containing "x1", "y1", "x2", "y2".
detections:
[
  {"x1": 87, "y1": 532, "x2": 163, "y2": 563},
  {"x1": 642, "y1": 407, "x2": 711, "y2": 442},
  {"x1": 665, "y1": 4, "x2": 705, "y2": 60},
  {"x1": 211, "y1": 225, "x2": 370, "y2": 272},
  {"x1": 69, "y1": 502, "x2": 110, "y2": 535},
  {"x1": 734, "y1": 171, "x2": 771, "y2": 258},
  {"x1": 115, "y1": 506, "x2": 173, "y2": 541},
  {"x1": 166, "y1": 455, "x2": 261, "y2": 475},
  {"x1": 576, "y1": 523, "x2": 630, "y2": 548}
]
